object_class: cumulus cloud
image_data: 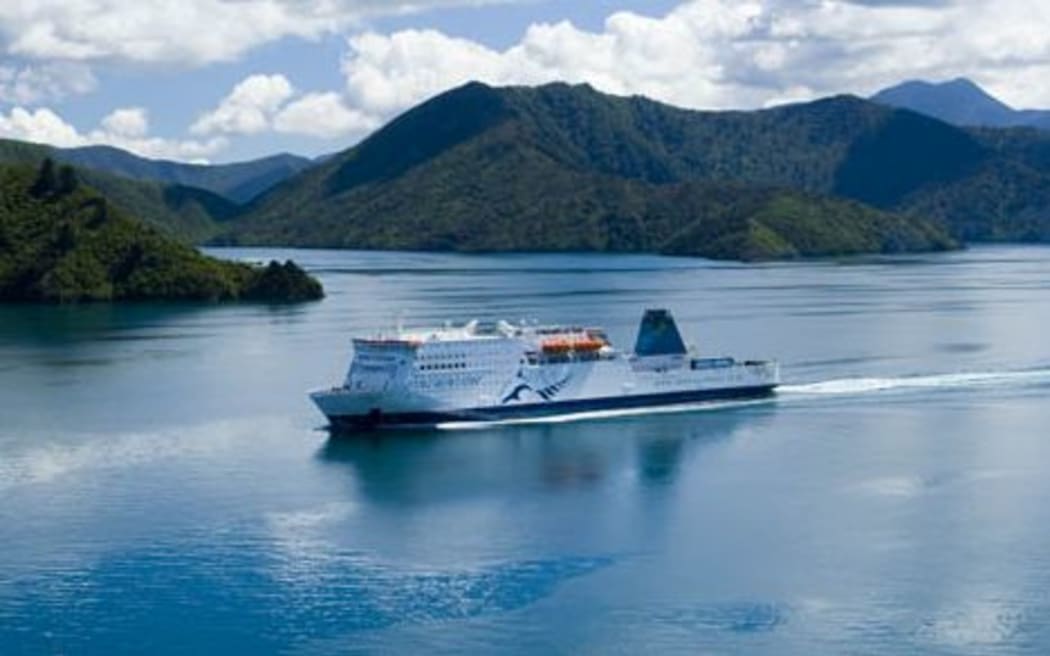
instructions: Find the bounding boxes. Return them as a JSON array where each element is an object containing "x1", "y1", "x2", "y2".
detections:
[
  {"x1": 0, "y1": 62, "x2": 96, "y2": 104},
  {"x1": 273, "y1": 92, "x2": 379, "y2": 138},
  {"x1": 192, "y1": 75, "x2": 378, "y2": 140},
  {"x1": 178, "y1": 0, "x2": 1050, "y2": 147},
  {"x1": 0, "y1": 105, "x2": 227, "y2": 161},
  {"x1": 331, "y1": 0, "x2": 1050, "y2": 123},
  {"x1": 10, "y1": 0, "x2": 1050, "y2": 158},
  {"x1": 190, "y1": 74, "x2": 295, "y2": 135},
  {"x1": 0, "y1": 0, "x2": 526, "y2": 66},
  {"x1": 0, "y1": 107, "x2": 84, "y2": 147},
  {"x1": 100, "y1": 107, "x2": 149, "y2": 139}
]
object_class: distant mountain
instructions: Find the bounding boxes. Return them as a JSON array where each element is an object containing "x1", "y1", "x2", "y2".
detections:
[
  {"x1": 872, "y1": 78, "x2": 1050, "y2": 130},
  {"x1": 220, "y1": 82, "x2": 959, "y2": 260},
  {"x1": 55, "y1": 146, "x2": 313, "y2": 203},
  {"x1": 0, "y1": 159, "x2": 323, "y2": 303},
  {"x1": 0, "y1": 138, "x2": 240, "y2": 242},
  {"x1": 221, "y1": 80, "x2": 961, "y2": 257}
]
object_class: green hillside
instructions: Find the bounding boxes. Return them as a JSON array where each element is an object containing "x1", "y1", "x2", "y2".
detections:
[
  {"x1": 225, "y1": 82, "x2": 958, "y2": 260},
  {"x1": 56, "y1": 146, "x2": 312, "y2": 203},
  {"x1": 0, "y1": 160, "x2": 322, "y2": 303},
  {"x1": 226, "y1": 121, "x2": 954, "y2": 259},
  {"x1": 0, "y1": 138, "x2": 240, "y2": 242},
  {"x1": 226, "y1": 82, "x2": 1050, "y2": 257}
]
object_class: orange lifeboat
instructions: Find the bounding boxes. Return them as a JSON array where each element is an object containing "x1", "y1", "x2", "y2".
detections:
[
  {"x1": 541, "y1": 338, "x2": 571, "y2": 354},
  {"x1": 541, "y1": 335, "x2": 606, "y2": 354},
  {"x1": 571, "y1": 337, "x2": 604, "y2": 352}
]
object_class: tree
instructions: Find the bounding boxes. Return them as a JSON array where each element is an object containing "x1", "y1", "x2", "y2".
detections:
[
  {"x1": 56, "y1": 221, "x2": 77, "y2": 252},
  {"x1": 57, "y1": 165, "x2": 79, "y2": 196},
  {"x1": 30, "y1": 158, "x2": 56, "y2": 198},
  {"x1": 86, "y1": 197, "x2": 109, "y2": 227}
]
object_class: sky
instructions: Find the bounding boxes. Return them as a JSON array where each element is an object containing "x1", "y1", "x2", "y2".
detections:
[{"x1": 1, "y1": 0, "x2": 1049, "y2": 164}]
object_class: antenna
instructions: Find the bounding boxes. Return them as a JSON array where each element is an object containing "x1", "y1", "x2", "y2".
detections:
[{"x1": 396, "y1": 311, "x2": 405, "y2": 335}]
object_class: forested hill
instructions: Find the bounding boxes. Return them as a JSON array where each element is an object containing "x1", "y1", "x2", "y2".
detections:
[
  {"x1": 222, "y1": 82, "x2": 961, "y2": 260},
  {"x1": 0, "y1": 160, "x2": 323, "y2": 303},
  {"x1": 9, "y1": 81, "x2": 1050, "y2": 261},
  {"x1": 56, "y1": 146, "x2": 313, "y2": 203},
  {"x1": 0, "y1": 139, "x2": 242, "y2": 243}
]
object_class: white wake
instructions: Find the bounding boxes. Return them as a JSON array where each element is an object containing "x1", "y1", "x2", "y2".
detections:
[
  {"x1": 438, "y1": 366, "x2": 1050, "y2": 430},
  {"x1": 782, "y1": 367, "x2": 1050, "y2": 397}
]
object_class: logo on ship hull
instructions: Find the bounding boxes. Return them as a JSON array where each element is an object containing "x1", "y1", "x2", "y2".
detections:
[{"x1": 501, "y1": 368, "x2": 571, "y2": 405}]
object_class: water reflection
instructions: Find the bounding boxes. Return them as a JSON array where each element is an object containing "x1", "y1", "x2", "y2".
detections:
[
  {"x1": 6, "y1": 246, "x2": 1050, "y2": 654},
  {"x1": 317, "y1": 405, "x2": 772, "y2": 504},
  {"x1": 0, "y1": 302, "x2": 206, "y2": 345}
]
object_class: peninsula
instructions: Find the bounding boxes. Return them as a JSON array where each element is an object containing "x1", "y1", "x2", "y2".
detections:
[{"x1": 0, "y1": 160, "x2": 323, "y2": 303}]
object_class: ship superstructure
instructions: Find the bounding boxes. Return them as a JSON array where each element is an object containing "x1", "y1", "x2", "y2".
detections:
[{"x1": 311, "y1": 309, "x2": 779, "y2": 429}]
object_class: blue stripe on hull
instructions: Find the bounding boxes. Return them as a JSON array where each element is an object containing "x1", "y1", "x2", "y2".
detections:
[{"x1": 327, "y1": 384, "x2": 777, "y2": 431}]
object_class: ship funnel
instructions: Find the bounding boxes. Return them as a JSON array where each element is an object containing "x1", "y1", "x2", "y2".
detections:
[{"x1": 634, "y1": 309, "x2": 687, "y2": 356}]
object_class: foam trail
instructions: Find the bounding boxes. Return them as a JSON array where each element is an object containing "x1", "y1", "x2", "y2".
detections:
[
  {"x1": 437, "y1": 366, "x2": 1050, "y2": 430},
  {"x1": 782, "y1": 367, "x2": 1050, "y2": 397}
]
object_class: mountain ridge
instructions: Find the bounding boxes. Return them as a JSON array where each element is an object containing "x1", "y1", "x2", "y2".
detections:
[
  {"x1": 52, "y1": 146, "x2": 313, "y2": 204},
  {"x1": 872, "y1": 78, "x2": 1050, "y2": 130},
  {"x1": 0, "y1": 138, "x2": 242, "y2": 242},
  {"x1": 226, "y1": 82, "x2": 959, "y2": 260},
  {"x1": 8, "y1": 80, "x2": 1050, "y2": 261},
  {"x1": 231, "y1": 80, "x2": 1050, "y2": 251}
]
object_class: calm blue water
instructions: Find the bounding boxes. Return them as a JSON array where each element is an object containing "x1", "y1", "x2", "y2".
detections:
[{"x1": 3, "y1": 246, "x2": 1050, "y2": 654}]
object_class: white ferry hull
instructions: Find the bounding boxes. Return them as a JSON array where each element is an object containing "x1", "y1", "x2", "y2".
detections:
[
  {"x1": 312, "y1": 380, "x2": 776, "y2": 429},
  {"x1": 311, "y1": 309, "x2": 779, "y2": 431}
]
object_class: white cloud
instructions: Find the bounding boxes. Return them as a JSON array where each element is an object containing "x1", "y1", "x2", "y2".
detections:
[
  {"x1": 11, "y1": 0, "x2": 1050, "y2": 161},
  {"x1": 100, "y1": 107, "x2": 148, "y2": 138},
  {"x1": 187, "y1": 0, "x2": 1050, "y2": 147},
  {"x1": 328, "y1": 0, "x2": 1050, "y2": 127},
  {"x1": 273, "y1": 92, "x2": 378, "y2": 138},
  {"x1": 0, "y1": 62, "x2": 96, "y2": 104},
  {"x1": 342, "y1": 30, "x2": 514, "y2": 118},
  {"x1": 0, "y1": 107, "x2": 84, "y2": 147},
  {"x1": 0, "y1": 0, "x2": 527, "y2": 66},
  {"x1": 190, "y1": 74, "x2": 294, "y2": 136},
  {"x1": 193, "y1": 74, "x2": 377, "y2": 140},
  {"x1": 0, "y1": 105, "x2": 227, "y2": 161}
]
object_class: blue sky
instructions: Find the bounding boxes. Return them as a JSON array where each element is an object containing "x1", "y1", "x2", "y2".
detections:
[
  {"x1": 2, "y1": 0, "x2": 1048, "y2": 163},
  {"x1": 71, "y1": 0, "x2": 680, "y2": 160}
]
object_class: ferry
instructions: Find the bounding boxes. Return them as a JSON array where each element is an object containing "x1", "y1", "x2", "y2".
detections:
[{"x1": 311, "y1": 309, "x2": 779, "y2": 430}]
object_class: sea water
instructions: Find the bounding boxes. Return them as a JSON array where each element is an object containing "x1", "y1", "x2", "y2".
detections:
[{"x1": 2, "y1": 245, "x2": 1050, "y2": 654}]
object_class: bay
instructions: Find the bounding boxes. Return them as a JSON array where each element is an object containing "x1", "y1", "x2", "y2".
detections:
[{"x1": 2, "y1": 245, "x2": 1050, "y2": 654}]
